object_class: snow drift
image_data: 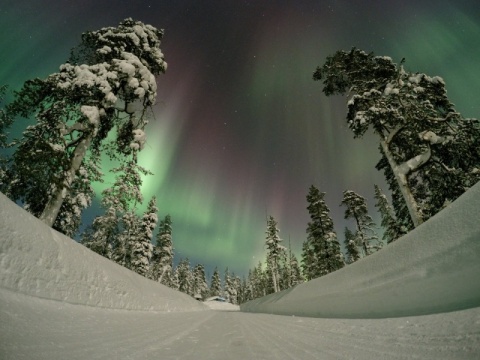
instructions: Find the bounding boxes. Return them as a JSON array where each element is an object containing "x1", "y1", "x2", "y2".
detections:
[
  {"x1": 0, "y1": 193, "x2": 206, "y2": 312},
  {"x1": 241, "y1": 182, "x2": 480, "y2": 318}
]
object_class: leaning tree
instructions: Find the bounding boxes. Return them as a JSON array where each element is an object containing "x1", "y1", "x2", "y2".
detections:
[
  {"x1": 3, "y1": 18, "x2": 167, "y2": 232},
  {"x1": 314, "y1": 48, "x2": 480, "y2": 229}
]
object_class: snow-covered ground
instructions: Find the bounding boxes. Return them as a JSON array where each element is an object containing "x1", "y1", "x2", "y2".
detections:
[
  {"x1": 1, "y1": 185, "x2": 480, "y2": 359},
  {"x1": 0, "y1": 192, "x2": 207, "y2": 313}
]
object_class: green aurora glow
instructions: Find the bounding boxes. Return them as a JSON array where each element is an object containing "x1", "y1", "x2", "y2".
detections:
[{"x1": 1, "y1": 0, "x2": 479, "y2": 276}]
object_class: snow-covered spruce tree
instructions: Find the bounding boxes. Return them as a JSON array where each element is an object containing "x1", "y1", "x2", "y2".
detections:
[
  {"x1": 0, "y1": 85, "x2": 12, "y2": 166},
  {"x1": 113, "y1": 210, "x2": 142, "y2": 268},
  {"x1": 81, "y1": 206, "x2": 117, "y2": 259},
  {"x1": 0, "y1": 85, "x2": 13, "y2": 191},
  {"x1": 341, "y1": 190, "x2": 381, "y2": 257},
  {"x1": 280, "y1": 240, "x2": 304, "y2": 290},
  {"x1": 257, "y1": 262, "x2": 269, "y2": 298},
  {"x1": 224, "y1": 268, "x2": 238, "y2": 304},
  {"x1": 244, "y1": 270, "x2": 254, "y2": 302},
  {"x1": 265, "y1": 215, "x2": 286, "y2": 293},
  {"x1": 192, "y1": 264, "x2": 209, "y2": 300},
  {"x1": 246, "y1": 262, "x2": 265, "y2": 300},
  {"x1": 278, "y1": 248, "x2": 291, "y2": 291},
  {"x1": 374, "y1": 184, "x2": 405, "y2": 243},
  {"x1": 344, "y1": 227, "x2": 361, "y2": 264},
  {"x1": 236, "y1": 276, "x2": 247, "y2": 304},
  {"x1": 170, "y1": 269, "x2": 180, "y2": 290},
  {"x1": 129, "y1": 196, "x2": 157, "y2": 277},
  {"x1": 3, "y1": 18, "x2": 167, "y2": 231},
  {"x1": 314, "y1": 48, "x2": 480, "y2": 228},
  {"x1": 289, "y1": 251, "x2": 304, "y2": 287},
  {"x1": 210, "y1": 267, "x2": 222, "y2": 297},
  {"x1": 176, "y1": 258, "x2": 194, "y2": 296},
  {"x1": 301, "y1": 239, "x2": 315, "y2": 281},
  {"x1": 0, "y1": 85, "x2": 11, "y2": 145},
  {"x1": 82, "y1": 154, "x2": 149, "y2": 260},
  {"x1": 149, "y1": 214, "x2": 174, "y2": 286},
  {"x1": 302, "y1": 185, "x2": 344, "y2": 280}
]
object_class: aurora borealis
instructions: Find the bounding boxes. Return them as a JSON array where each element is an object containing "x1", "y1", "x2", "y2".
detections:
[{"x1": 1, "y1": 0, "x2": 479, "y2": 277}]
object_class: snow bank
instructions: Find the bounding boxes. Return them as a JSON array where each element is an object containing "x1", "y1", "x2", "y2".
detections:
[
  {"x1": 241, "y1": 182, "x2": 480, "y2": 318},
  {"x1": 0, "y1": 193, "x2": 206, "y2": 312}
]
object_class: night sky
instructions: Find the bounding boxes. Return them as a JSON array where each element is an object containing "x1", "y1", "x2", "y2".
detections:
[{"x1": 1, "y1": 0, "x2": 479, "y2": 277}]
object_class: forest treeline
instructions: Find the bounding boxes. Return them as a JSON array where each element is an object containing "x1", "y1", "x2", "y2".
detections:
[{"x1": 1, "y1": 20, "x2": 479, "y2": 305}]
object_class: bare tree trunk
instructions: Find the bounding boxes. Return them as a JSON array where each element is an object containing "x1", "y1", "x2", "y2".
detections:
[
  {"x1": 158, "y1": 266, "x2": 169, "y2": 284},
  {"x1": 380, "y1": 139, "x2": 430, "y2": 228},
  {"x1": 270, "y1": 259, "x2": 280, "y2": 293},
  {"x1": 39, "y1": 133, "x2": 93, "y2": 227}
]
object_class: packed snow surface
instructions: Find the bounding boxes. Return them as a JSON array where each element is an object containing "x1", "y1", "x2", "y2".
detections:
[{"x1": 1, "y1": 184, "x2": 480, "y2": 359}]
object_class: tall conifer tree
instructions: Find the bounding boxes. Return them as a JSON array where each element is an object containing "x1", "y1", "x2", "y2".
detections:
[
  {"x1": 302, "y1": 185, "x2": 344, "y2": 280},
  {"x1": 192, "y1": 264, "x2": 209, "y2": 300},
  {"x1": 341, "y1": 190, "x2": 382, "y2": 257},
  {"x1": 130, "y1": 196, "x2": 157, "y2": 276},
  {"x1": 265, "y1": 216, "x2": 286, "y2": 293},
  {"x1": 210, "y1": 267, "x2": 222, "y2": 297},
  {"x1": 344, "y1": 227, "x2": 361, "y2": 264},
  {"x1": 150, "y1": 214, "x2": 174, "y2": 287}
]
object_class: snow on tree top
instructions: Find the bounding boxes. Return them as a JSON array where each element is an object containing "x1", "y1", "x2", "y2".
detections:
[{"x1": 80, "y1": 105, "x2": 100, "y2": 126}]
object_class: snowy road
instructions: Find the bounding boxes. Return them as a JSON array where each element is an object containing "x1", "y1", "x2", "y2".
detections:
[
  {"x1": 2, "y1": 289, "x2": 479, "y2": 360},
  {"x1": 2, "y1": 186, "x2": 480, "y2": 359}
]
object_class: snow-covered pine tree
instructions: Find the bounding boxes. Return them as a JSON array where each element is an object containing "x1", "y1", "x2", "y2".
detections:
[
  {"x1": 314, "y1": 48, "x2": 480, "y2": 228},
  {"x1": 302, "y1": 185, "x2": 344, "y2": 280},
  {"x1": 149, "y1": 214, "x2": 174, "y2": 286},
  {"x1": 130, "y1": 196, "x2": 157, "y2": 277},
  {"x1": 375, "y1": 148, "x2": 415, "y2": 233},
  {"x1": 264, "y1": 216, "x2": 286, "y2": 293},
  {"x1": 341, "y1": 190, "x2": 382, "y2": 257},
  {"x1": 344, "y1": 227, "x2": 361, "y2": 264},
  {"x1": 374, "y1": 184, "x2": 405, "y2": 243},
  {"x1": 3, "y1": 18, "x2": 167, "y2": 230},
  {"x1": 192, "y1": 264, "x2": 209, "y2": 300},
  {"x1": 52, "y1": 159, "x2": 101, "y2": 237},
  {"x1": 210, "y1": 267, "x2": 222, "y2": 297}
]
